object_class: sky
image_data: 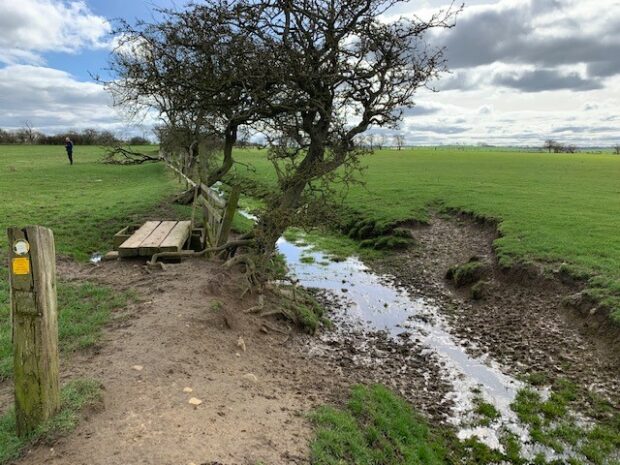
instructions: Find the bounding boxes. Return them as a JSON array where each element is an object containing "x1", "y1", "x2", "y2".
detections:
[{"x1": 0, "y1": 0, "x2": 619, "y2": 146}]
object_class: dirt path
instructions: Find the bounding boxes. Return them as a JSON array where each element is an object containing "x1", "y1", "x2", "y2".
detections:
[
  {"x1": 377, "y1": 214, "x2": 620, "y2": 407},
  {"x1": 6, "y1": 259, "x2": 351, "y2": 465}
]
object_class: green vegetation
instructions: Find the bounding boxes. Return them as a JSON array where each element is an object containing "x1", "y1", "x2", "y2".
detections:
[
  {"x1": 209, "y1": 300, "x2": 224, "y2": 312},
  {"x1": 283, "y1": 226, "x2": 381, "y2": 261},
  {"x1": 0, "y1": 379, "x2": 103, "y2": 464},
  {"x1": 232, "y1": 147, "x2": 620, "y2": 322},
  {"x1": 0, "y1": 271, "x2": 134, "y2": 380},
  {"x1": 310, "y1": 385, "x2": 447, "y2": 465},
  {"x1": 510, "y1": 379, "x2": 620, "y2": 464},
  {"x1": 472, "y1": 399, "x2": 500, "y2": 426},
  {"x1": 445, "y1": 258, "x2": 488, "y2": 288},
  {"x1": 0, "y1": 145, "x2": 163, "y2": 380},
  {"x1": 0, "y1": 145, "x2": 180, "y2": 259}
]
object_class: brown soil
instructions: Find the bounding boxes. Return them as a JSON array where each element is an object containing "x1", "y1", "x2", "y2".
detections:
[
  {"x1": 376, "y1": 214, "x2": 620, "y2": 408},
  {"x1": 0, "y1": 255, "x2": 453, "y2": 465},
  {"x1": 1, "y1": 259, "x2": 350, "y2": 465}
]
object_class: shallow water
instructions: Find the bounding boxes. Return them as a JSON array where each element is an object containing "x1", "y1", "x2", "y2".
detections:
[{"x1": 277, "y1": 236, "x2": 526, "y2": 448}]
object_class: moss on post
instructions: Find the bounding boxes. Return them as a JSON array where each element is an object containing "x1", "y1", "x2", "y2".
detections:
[{"x1": 8, "y1": 226, "x2": 60, "y2": 437}]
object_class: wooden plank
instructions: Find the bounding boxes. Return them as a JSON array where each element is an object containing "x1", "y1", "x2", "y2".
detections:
[
  {"x1": 118, "y1": 221, "x2": 161, "y2": 257},
  {"x1": 8, "y1": 226, "x2": 60, "y2": 437},
  {"x1": 138, "y1": 221, "x2": 178, "y2": 256},
  {"x1": 200, "y1": 196, "x2": 223, "y2": 223},
  {"x1": 159, "y1": 221, "x2": 192, "y2": 252}
]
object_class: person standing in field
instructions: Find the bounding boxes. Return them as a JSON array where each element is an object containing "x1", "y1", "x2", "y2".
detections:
[{"x1": 65, "y1": 137, "x2": 74, "y2": 165}]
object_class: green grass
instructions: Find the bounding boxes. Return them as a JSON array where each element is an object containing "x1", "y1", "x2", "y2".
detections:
[
  {"x1": 510, "y1": 379, "x2": 620, "y2": 464},
  {"x1": 0, "y1": 379, "x2": 103, "y2": 464},
  {"x1": 0, "y1": 145, "x2": 179, "y2": 260},
  {"x1": 310, "y1": 385, "x2": 447, "y2": 465},
  {"x1": 0, "y1": 270, "x2": 134, "y2": 380},
  {"x1": 0, "y1": 145, "x2": 174, "y2": 381},
  {"x1": 232, "y1": 147, "x2": 620, "y2": 322}
]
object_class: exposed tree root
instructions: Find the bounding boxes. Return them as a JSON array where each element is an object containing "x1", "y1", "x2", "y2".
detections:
[
  {"x1": 147, "y1": 239, "x2": 254, "y2": 266},
  {"x1": 244, "y1": 294, "x2": 265, "y2": 314}
]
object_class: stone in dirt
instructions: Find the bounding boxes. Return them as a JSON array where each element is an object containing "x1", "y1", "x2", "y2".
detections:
[
  {"x1": 103, "y1": 251, "x2": 119, "y2": 261},
  {"x1": 183, "y1": 387, "x2": 193, "y2": 393},
  {"x1": 188, "y1": 397, "x2": 202, "y2": 406},
  {"x1": 132, "y1": 365, "x2": 144, "y2": 371},
  {"x1": 243, "y1": 373, "x2": 258, "y2": 383}
]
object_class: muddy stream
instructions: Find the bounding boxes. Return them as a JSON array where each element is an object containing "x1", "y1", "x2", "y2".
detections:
[{"x1": 276, "y1": 234, "x2": 538, "y2": 453}]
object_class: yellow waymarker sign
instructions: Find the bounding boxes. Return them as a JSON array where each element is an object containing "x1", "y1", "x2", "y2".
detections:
[{"x1": 12, "y1": 257, "x2": 30, "y2": 275}]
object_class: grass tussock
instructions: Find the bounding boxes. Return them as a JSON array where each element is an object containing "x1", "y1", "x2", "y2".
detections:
[
  {"x1": 0, "y1": 379, "x2": 103, "y2": 465},
  {"x1": 310, "y1": 385, "x2": 447, "y2": 465}
]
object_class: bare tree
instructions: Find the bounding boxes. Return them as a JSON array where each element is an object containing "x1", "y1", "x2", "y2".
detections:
[
  {"x1": 543, "y1": 139, "x2": 558, "y2": 153},
  {"x1": 613, "y1": 144, "x2": 620, "y2": 155},
  {"x1": 375, "y1": 134, "x2": 385, "y2": 150},
  {"x1": 366, "y1": 134, "x2": 376, "y2": 151},
  {"x1": 21, "y1": 121, "x2": 39, "y2": 144},
  {"x1": 564, "y1": 144, "x2": 577, "y2": 154},
  {"x1": 394, "y1": 134, "x2": 405, "y2": 150},
  {"x1": 110, "y1": 0, "x2": 460, "y2": 263},
  {"x1": 108, "y1": 3, "x2": 278, "y2": 186}
]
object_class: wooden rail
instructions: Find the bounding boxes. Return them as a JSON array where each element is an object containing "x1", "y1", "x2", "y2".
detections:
[{"x1": 163, "y1": 158, "x2": 240, "y2": 247}]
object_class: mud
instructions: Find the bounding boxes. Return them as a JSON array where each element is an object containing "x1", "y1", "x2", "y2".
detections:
[{"x1": 375, "y1": 214, "x2": 620, "y2": 408}]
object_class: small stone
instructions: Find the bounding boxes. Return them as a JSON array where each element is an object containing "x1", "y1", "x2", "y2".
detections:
[
  {"x1": 235, "y1": 352, "x2": 241, "y2": 357},
  {"x1": 237, "y1": 336, "x2": 246, "y2": 352},
  {"x1": 243, "y1": 373, "x2": 258, "y2": 383},
  {"x1": 132, "y1": 365, "x2": 143, "y2": 371},
  {"x1": 183, "y1": 387, "x2": 193, "y2": 393},
  {"x1": 188, "y1": 397, "x2": 203, "y2": 406}
]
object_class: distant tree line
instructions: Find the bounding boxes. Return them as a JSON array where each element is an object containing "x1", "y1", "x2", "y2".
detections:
[
  {"x1": 0, "y1": 123, "x2": 151, "y2": 146},
  {"x1": 543, "y1": 139, "x2": 578, "y2": 153}
]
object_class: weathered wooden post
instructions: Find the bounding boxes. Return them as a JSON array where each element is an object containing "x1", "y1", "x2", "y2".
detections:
[
  {"x1": 7, "y1": 226, "x2": 60, "y2": 437},
  {"x1": 216, "y1": 186, "x2": 241, "y2": 247}
]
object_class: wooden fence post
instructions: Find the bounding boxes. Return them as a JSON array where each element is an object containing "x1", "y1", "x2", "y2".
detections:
[
  {"x1": 217, "y1": 186, "x2": 241, "y2": 246},
  {"x1": 7, "y1": 226, "x2": 60, "y2": 437}
]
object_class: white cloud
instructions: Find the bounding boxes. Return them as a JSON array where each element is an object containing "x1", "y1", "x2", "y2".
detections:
[
  {"x1": 0, "y1": 0, "x2": 111, "y2": 64},
  {"x1": 0, "y1": 65, "x2": 124, "y2": 132}
]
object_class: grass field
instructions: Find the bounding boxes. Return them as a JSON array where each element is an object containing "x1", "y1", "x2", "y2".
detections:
[
  {"x1": 0, "y1": 145, "x2": 181, "y2": 380},
  {"x1": 231, "y1": 147, "x2": 620, "y2": 321},
  {"x1": 0, "y1": 145, "x2": 179, "y2": 259}
]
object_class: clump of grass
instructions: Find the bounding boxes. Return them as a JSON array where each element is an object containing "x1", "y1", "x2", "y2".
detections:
[
  {"x1": 300, "y1": 255, "x2": 316, "y2": 264},
  {"x1": 473, "y1": 399, "x2": 500, "y2": 426},
  {"x1": 446, "y1": 258, "x2": 488, "y2": 287},
  {"x1": 470, "y1": 281, "x2": 488, "y2": 300},
  {"x1": 0, "y1": 379, "x2": 103, "y2": 464},
  {"x1": 209, "y1": 300, "x2": 223, "y2": 312},
  {"x1": 310, "y1": 385, "x2": 447, "y2": 465}
]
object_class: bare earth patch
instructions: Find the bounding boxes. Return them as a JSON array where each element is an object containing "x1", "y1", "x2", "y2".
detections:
[
  {"x1": 376, "y1": 214, "x2": 620, "y2": 408},
  {"x1": 1, "y1": 259, "x2": 352, "y2": 465}
]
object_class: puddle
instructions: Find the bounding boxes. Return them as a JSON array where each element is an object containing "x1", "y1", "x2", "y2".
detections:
[{"x1": 277, "y1": 236, "x2": 526, "y2": 448}]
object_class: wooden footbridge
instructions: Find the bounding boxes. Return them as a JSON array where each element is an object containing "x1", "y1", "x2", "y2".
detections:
[
  {"x1": 116, "y1": 220, "x2": 192, "y2": 257},
  {"x1": 112, "y1": 160, "x2": 240, "y2": 259}
]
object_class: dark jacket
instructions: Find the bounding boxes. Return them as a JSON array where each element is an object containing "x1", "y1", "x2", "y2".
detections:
[{"x1": 65, "y1": 141, "x2": 73, "y2": 153}]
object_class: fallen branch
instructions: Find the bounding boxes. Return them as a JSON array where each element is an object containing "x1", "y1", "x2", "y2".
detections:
[{"x1": 101, "y1": 145, "x2": 161, "y2": 165}]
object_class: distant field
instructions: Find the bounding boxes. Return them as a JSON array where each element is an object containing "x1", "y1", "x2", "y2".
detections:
[
  {"x1": 232, "y1": 147, "x2": 620, "y2": 320},
  {"x1": 0, "y1": 145, "x2": 178, "y2": 260}
]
